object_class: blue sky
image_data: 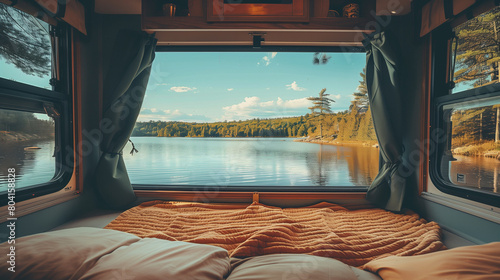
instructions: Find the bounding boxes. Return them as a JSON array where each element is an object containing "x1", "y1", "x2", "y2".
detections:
[
  {"x1": 141, "y1": 52, "x2": 366, "y2": 122},
  {"x1": 0, "y1": 51, "x2": 367, "y2": 123}
]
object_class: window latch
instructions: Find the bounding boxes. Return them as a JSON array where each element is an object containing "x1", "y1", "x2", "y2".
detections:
[
  {"x1": 44, "y1": 104, "x2": 60, "y2": 119},
  {"x1": 49, "y1": 26, "x2": 64, "y2": 38},
  {"x1": 249, "y1": 32, "x2": 266, "y2": 48}
]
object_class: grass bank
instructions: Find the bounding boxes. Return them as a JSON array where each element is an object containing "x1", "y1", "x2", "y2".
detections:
[
  {"x1": 0, "y1": 131, "x2": 51, "y2": 142},
  {"x1": 453, "y1": 141, "x2": 500, "y2": 159},
  {"x1": 294, "y1": 136, "x2": 379, "y2": 148}
]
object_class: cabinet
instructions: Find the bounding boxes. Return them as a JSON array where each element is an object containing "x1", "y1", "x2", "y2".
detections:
[{"x1": 141, "y1": 0, "x2": 376, "y2": 31}]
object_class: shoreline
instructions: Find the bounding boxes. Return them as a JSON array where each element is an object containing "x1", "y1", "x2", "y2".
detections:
[
  {"x1": 294, "y1": 137, "x2": 379, "y2": 148},
  {"x1": 453, "y1": 142, "x2": 500, "y2": 160},
  {"x1": 0, "y1": 131, "x2": 51, "y2": 143}
]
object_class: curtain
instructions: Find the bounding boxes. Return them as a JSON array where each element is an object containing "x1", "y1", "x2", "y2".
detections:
[
  {"x1": 95, "y1": 31, "x2": 157, "y2": 209},
  {"x1": 363, "y1": 31, "x2": 407, "y2": 212}
]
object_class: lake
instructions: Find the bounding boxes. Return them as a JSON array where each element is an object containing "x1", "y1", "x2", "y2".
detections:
[
  {"x1": 122, "y1": 137, "x2": 379, "y2": 188},
  {"x1": 0, "y1": 139, "x2": 55, "y2": 191},
  {"x1": 0, "y1": 137, "x2": 380, "y2": 190},
  {"x1": 450, "y1": 155, "x2": 500, "y2": 193},
  {"x1": 2, "y1": 137, "x2": 498, "y2": 193}
]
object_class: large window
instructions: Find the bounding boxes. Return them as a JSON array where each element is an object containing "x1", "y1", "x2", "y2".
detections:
[
  {"x1": 431, "y1": 6, "x2": 500, "y2": 207},
  {"x1": 0, "y1": 3, "x2": 73, "y2": 204},
  {"x1": 126, "y1": 50, "x2": 378, "y2": 191}
]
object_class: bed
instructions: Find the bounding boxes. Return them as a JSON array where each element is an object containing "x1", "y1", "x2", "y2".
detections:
[{"x1": 1, "y1": 201, "x2": 499, "y2": 279}]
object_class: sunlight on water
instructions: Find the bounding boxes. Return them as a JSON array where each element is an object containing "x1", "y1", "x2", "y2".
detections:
[{"x1": 123, "y1": 137, "x2": 379, "y2": 187}]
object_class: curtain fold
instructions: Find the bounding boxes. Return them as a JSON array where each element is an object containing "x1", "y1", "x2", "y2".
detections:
[
  {"x1": 95, "y1": 31, "x2": 157, "y2": 209},
  {"x1": 363, "y1": 31, "x2": 407, "y2": 212}
]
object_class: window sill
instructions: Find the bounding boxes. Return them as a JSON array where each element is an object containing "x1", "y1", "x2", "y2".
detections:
[
  {"x1": 0, "y1": 187, "x2": 79, "y2": 221},
  {"x1": 420, "y1": 191, "x2": 500, "y2": 224},
  {"x1": 134, "y1": 190, "x2": 368, "y2": 204}
]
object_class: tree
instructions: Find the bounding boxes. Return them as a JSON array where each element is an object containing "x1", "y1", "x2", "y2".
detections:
[
  {"x1": 0, "y1": 4, "x2": 51, "y2": 77},
  {"x1": 307, "y1": 88, "x2": 335, "y2": 138},
  {"x1": 350, "y1": 68, "x2": 369, "y2": 111},
  {"x1": 454, "y1": 7, "x2": 500, "y2": 87}
]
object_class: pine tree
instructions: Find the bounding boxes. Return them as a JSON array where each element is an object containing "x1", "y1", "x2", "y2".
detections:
[
  {"x1": 0, "y1": 4, "x2": 51, "y2": 77},
  {"x1": 454, "y1": 7, "x2": 500, "y2": 87},
  {"x1": 307, "y1": 88, "x2": 335, "y2": 138},
  {"x1": 351, "y1": 68, "x2": 369, "y2": 111}
]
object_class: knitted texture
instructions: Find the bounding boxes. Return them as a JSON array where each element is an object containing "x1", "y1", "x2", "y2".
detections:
[{"x1": 105, "y1": 201, "x2": 445, "y2": 267}]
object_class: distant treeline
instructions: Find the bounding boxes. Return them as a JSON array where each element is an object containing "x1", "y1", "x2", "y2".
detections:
[
  {"x1": 132, "y1": 108, "x2": 376, "y2": 141},
  {"x1": 0, "y1": 110, "x2": 54, "y2": 137}
]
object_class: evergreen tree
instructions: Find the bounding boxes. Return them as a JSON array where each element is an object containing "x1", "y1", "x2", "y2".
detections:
[
  {"x1": 350, "y1": 68, "x2": 369, "y2": 111},
  {"x1": 454, "y1": 7, "x2": 500, "y2": 87},
  {"x1": 307, "y1": 88, "x2": 335, "y2": 138},
  {"x1": 0, "y1": 4, "x2": 51, "y2": 77}
]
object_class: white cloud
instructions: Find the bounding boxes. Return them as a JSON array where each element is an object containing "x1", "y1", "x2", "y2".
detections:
[
  {"x1": 286, "y1": 81, "x2": 306, "y2": 91},
  {"x1": 263, "y1": 56, "x2": 271, "y2": 66},
  {"x1": 227, "y1": 88, "x2": 234, "y2": 91},
  {"x1": 222, "y1": 96, "x2": 312, "y2": 120},
  {"x1": 260, "y1": 52, "x2": 278, "y2": 66},
  {"x1": 278, "y1": 97, "x2": 311, "y2": 108},
  {"x1": 332, "y1": 94, "x2": 341, "y2": 100},
  {"x1": 138, "y1": 108, "x2": 210, "y2": 122},
  {"x1": 170, "y1": 86, "x2": 197, "y2": 93}
]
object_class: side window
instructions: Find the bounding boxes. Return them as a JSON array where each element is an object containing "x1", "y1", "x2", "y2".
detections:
[
  {"x1": 0, "y1": 3, "x2": 72, "y2": 204},
  {"x1": 431, "y1": 6, "x2": 500, "y2": 207}
]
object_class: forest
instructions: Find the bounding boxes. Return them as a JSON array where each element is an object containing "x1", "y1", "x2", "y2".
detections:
[
  {"x1": 0, "y1": 110, "x2": 54, "y2": 140},
  {"x1": 132, "y1": 108, "x2": 376, "y2": 141}
]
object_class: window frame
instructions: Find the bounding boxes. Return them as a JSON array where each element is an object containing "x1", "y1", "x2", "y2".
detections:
[
  {"x1": 429, "y1": 16, "x2": 500, "y2": 208},
  {"x1": 0, "y1": 21, "x2": 73, "y2": 206},
  {"x1": 131, "y1": 45, "x2": 374, "y2": 193}
]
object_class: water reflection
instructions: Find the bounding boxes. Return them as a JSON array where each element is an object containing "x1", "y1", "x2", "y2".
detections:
[
  {"x1": 124, "y1": 137, "x2": 380, "y2": 187},
  {"x1": 0, "y1": 140, "x2": 55, "y2": 191},
  {"x1": 451, "y1": 155, "x2": 500, "y2": 194}
]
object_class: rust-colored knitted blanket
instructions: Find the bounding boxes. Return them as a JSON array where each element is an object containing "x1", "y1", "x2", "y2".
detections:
[{"x1": 105, "y1": 201, "x2": 445, "y2": 267}]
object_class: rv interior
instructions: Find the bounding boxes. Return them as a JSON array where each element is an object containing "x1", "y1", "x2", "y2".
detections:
[{"x1": 1, "y1": 0, "x2": 500, "y2": 279}]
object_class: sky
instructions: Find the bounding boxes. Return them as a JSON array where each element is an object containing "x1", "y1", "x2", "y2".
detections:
[
  {"x1": 0, "y1": 51, "x2": 367, "y2": 123},
  {"x1": 140, "y1": 52, "x2": 366, "y2": 122}
]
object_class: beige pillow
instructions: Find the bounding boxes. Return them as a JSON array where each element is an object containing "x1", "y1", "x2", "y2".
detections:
[
  {"x1": 227, "y1": 254, "x2": 381, "y2": 280},
  {"x1": 0, "y1": 227, "x2": 230, "y2": 280},
  {"x1": 79, "y1": 238, "x2": 230, "y2": 280},
  {"x1": 363, "y1": 242, "x2": 500, "y2": 280},
  {"x1": 0, "y1": 227, "x2": 141, "y2": 280}
]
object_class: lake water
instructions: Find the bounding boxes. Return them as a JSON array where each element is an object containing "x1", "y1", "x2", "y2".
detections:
[
  {"x1": 450, "y1": 155, "x2": 500, "y2": 194},
  {"x1": 0, "y1": 140, "x2": 55, "y2": 191},
  {"x1": 2, "y1": 137, "x2": 498, "y2": 193},
  {"x1": 122, "y1": 137, "x2": 380, "y2": 187},
  {"x1": 0, "y1": 137, "x2": 379, "y2": 190}
]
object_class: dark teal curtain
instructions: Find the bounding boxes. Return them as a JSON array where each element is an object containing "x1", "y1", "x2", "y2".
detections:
[
  {"x1": 363, "y1": 31, "x2": 407, "y2": 212},
  {"x1": 95, "y1": 31, "x2": 157, "y2": 209}
]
